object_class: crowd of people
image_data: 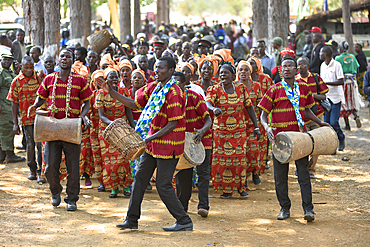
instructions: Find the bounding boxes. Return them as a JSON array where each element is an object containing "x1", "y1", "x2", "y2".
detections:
[{"x1": 0, "y1": 20, "x2": 369, "y2": 231}]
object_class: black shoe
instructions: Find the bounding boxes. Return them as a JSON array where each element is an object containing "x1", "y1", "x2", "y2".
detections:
[
  {"x1": 265, "y1": 163, "x2": 271, "y2": 170},
  {"x1": 66, "y1": 201, "x2": 77, "y2": 211},
  {"x1": 162, "y1": 222, "x2": 193, "y2": 231},
  {"x1": 123, "y1": 190, "x2": 131, "y2": 197},
  {"x1": 97, "y1": 185, "x2": 105, "y2": 192},
  {"x1": 252, "y1": 173, "x2": 261, "y2": 185},
  {"x1": 5, "y1": 151, "x2": 26, "y2": 163},
  {"x1": 220, "y1": 193, "x2": 233, "y2": 199},
  {"x1": 146, "y1": 182, "x2": 152, "y2": 190},
  {"x1": 309, "y1": 174, "x2": 316, "y2": 179},
  {"x1": 116, "y1": 220, "x2": 138, "y2": 230},
  {"x1": 51, "y1": 193, "x2": 61, "y2": 207},
  {"x1": 304, "y1": 210, "x2": 316, "y2": 222},
  {"x1": 37, "y1": 175, "x2": 46, "y2": 184},
  {"x1": 344, "y1": 124, "x2": 351, "y2": 131},
  {"x1": 28, "y1": 171, "x2": 37, "y2": 180},
  {"x1": 239, "y1": 191, "x2": 249, "y2": 198},
  {"x1": 338, "y1": 140, "x2": 345, "y2": 151},
  {"x1": 109, "y1": 193, "x2": 118, "y2": 198},
  {"x1": 277, "y1": 208, "x2": 290, "y2": 220}
]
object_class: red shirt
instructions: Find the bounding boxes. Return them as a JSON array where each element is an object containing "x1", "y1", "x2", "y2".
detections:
[
  {"x1": 258, "y1": 81, "x2": 315, "y2": 135},
  {"x1": 258, "y1": 73, "x2": 273, "y2": 95},
  {"x1": 146, "y1": 70, "x2": 155, "y2": 84},
  {"x1": 135, "y1": 81, "x2": 186, "y2": 159},
  {"x1": 295, "y1": 71, "x2": 329, "y2": 123},
  {"x1": 37, "y1": 72, "x2": 93, "y2": 119},
  {"x1": 7, "y1": 72, "x2": 41, "y2": 126},
  {"x1": 185, "y1": 89, "x2": 211, "y2": 149}
]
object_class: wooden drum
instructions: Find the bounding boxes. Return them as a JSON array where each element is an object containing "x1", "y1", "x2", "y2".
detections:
[
  {"x1": 272, "y1": 126, "x2": 338, "y2": 164},
  {"x1": 152, "y1": 132, "x2": 205, "y2": 180},
  {"x1": 34, "y1": 114, "x2": 82, "y2": 145},
  {"x1": 102, "y1": 118, "x2": 146, "y2": 161},
  {"x1": 87, "y1": 29, "x2": 113, "y2": 54}
]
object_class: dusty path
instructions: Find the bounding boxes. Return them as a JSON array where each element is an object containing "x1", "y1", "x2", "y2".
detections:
[{"x1": 1, "y1": 108, "x2": 369, "y2": 247}]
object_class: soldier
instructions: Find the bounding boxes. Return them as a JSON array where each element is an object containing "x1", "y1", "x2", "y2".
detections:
[{"x1": 0, "y1": 53, "x2": 25, "y2": 163}]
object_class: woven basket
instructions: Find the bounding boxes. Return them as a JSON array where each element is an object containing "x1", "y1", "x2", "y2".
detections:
[{"x1": 87, "y1": 29, "x2": 113, "y2": 54}]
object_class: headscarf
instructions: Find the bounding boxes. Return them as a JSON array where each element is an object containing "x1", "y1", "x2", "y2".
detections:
[
  {"x1": 213, "y1": 49, "x2": 234, "y2": 66},
  {"x1": 100, "y1": 53, "x2": 115, "y2": 68},
  {"x1": 280, "y1": 48, "x2": 296, "y2": 59},
  {"x1": 182, "y1": 62, "x2": 195, "y2": 74},
  {"x1": 103, "y1": 67, "x2": 118, "y2": 79},
  {"x1": 197, "y1": 54, "x2": 218, "y2": 79},
  {"x1": 118, "y1": 59, "x2": 133, "y2": 71},
  {"x1": 131, "y1": 69, "x2": 146, "y2": 84},
  {"x1": 71, "y1": 61, "x2": 89, "y2": 79},
  {"x1": 236, "y1": 61, "x2": 252, "y2": 81},
  {"x1": 90, "y1": 70, "x2": 104, "y2": 90},
  {"x1": 249, "y1": 56, "x2": 263, "y2": 75}
]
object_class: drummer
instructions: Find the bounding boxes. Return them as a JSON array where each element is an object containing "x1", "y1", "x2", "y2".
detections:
[
  {"x1": 28, "y1": 48, "x2": 93, "y2": 212},
  {"x1": 98, "y1": 56, "x2": 193, "y2": 231},
  {"x1": 173, "y1": 72, "x2": 212, "y2": 217},
  {"x1": 258, "y1": 57, "x2": 329, "y2": 222}
]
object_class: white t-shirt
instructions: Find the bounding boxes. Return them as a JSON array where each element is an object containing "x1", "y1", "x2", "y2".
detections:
[
  {"x1": 189, "y1": 83, "x2": 206, "y2": 100},
  {"x1": 320, "y1": 59, "x2": 344, "y2": 104}
]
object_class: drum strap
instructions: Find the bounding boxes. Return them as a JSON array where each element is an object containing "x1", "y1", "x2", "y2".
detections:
[{"x1": 306, "y1": 132, "x2": 315, "y2": 155}]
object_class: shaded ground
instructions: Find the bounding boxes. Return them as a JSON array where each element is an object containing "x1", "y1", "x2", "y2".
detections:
[{"x1": 1, "y1": 108, "x2": 370, "y2": 247}]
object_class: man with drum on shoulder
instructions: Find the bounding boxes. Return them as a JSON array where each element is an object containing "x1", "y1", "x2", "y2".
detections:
[
  {"x1": 99, "y1": 56, "x2": 193, "y2": 231},
  {"x1": 27, "y1": 48, "x2": 93, "y2": 211},
  {"x1": 258, "y1": 57, "x2": 329, "y2": 222},
  {"x1": 173, "y1": 71, "x2": 212, "y2": 217}
]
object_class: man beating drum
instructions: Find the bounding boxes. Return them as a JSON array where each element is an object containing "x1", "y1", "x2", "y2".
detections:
[
  {"x1": 28, "y1": 48, "x2": 93, "y2": 211},
  {"x1": 258, "y1": 57, "x2": 329, "y2": 222},
  {"x1": 99, "y1": 56, "x2": 193, "y2": 231}
]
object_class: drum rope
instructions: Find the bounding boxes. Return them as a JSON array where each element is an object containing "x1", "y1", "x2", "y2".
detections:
[{"x1": 306, "y1": 132, "x2": 315, "y2": 155}]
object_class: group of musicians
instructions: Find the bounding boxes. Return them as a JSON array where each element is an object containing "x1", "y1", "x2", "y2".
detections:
[{"x1": 2, "y1": 42, "x2": 333, "y2": 231}]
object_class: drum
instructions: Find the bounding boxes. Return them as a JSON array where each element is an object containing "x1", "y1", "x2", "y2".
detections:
[
  {"x1": 152, "y1": 132, "x2": 205, "y2": 180},
  {"x1": 87, "y1": 29, "x2": 113, "y2": 54},
  {"x1": 34, "y1": 114, "x2": 82, "y2": 144},
  {"x1": 272, "y1": 126, "x2": 338, "y2": 163},
  {"x1": 102, "y1": 118, "x2": 146, "y2": 161}
]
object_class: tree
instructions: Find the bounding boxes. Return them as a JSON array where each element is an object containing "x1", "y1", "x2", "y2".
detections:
[
  {"x1": 119, "y1": 0, "x2": 131, "y2": 42},
  {"x1": 83, "y1": 0, "x2": 92, "y2": 47},
  {"x1": 342, "y1": 0, "x2": 355, "y2": 54},
  {"x1": 44, "y1": 0, "x2": 60, "y2": 57},
  {"x1": 69, "y1": 0, "x2": 84, "y2": 44},
  {"x1": 0, "y1": 0, "x2": 20, "y2": 15},
  {"x1": 156, "y1": 0, "x2": 164, "y2": 29},
  {"x1": 268, "y1": 0, "x2": 289, "y2": 47},
  {"x1": 23, "y1": 0, "x2": 44, "y2": 48},
  {"x1": 252, "y1": 0, "x2": 268, "y2": 44},
  {"x1": 134, "y1": 0, "x2": 141, "y2": 36}
]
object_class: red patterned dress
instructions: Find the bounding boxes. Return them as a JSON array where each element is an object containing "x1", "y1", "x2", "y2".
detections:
[
  {"x1": 95, "y1": 88, "x2": 133, "y2": 191},
  {"x1": 243, "y1": 81, "x2": 264, "y2": 175},
  {"x1": 206, "y1": 82, "x2": 252, "y2": 194},
  {"x1": 90, "y1": 89, "x2": 103, "y2": 183}
]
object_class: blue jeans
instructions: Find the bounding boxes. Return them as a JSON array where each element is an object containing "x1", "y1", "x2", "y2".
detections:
[{"x1": 324, "y1": 100, "x2": 345, "y2": 142}]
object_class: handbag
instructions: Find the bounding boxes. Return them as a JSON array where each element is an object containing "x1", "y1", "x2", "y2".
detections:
[{"x1": 313, "y1": 73, "x2": 331, "y2": 113}]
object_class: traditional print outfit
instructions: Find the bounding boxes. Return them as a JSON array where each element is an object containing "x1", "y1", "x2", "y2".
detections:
[
  {"x1": 7, "y1": 72, "x2": 42, "y2": 175},
  {"x1": 258, "y1": 80, "x2": 316, "y2": 213},
  {"x1": 206, "y1": 82, "x2": 252, "y2": 194},
  {"x1": 95, "y1": 87, "x2": 133, "y2": 191},
  {"x1": 335, "y1": 53, "x2": 360, "y2": 117},
  {"x1": 176, "y1": 88, "x2": 212, "y2": 212},
  {"x1": 37, "y1": 72, "x2": 93, "y2": 204},
  {"x1": 296, "y1": 71, "x2": 328, "y2": 175}
]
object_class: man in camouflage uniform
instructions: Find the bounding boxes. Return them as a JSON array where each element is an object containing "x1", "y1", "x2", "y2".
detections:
[{"x1": 0, "y1": 53, "x2": 25, "y2": 163}]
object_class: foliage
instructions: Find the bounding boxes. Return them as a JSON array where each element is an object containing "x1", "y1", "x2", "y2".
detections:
[{"x1": 0, "y1": 0, "x2": 21, "y2": 13}]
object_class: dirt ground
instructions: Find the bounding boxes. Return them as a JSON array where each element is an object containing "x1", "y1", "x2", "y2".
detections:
[{"x1": 1, "y1": 108, "x2": 370, "y2": 247}]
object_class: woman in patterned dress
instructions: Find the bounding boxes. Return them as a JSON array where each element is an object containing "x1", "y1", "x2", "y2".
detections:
[
  {"x1": 193, "y1": 55, "x2": 219, "y2": 93},
  {"x1": 95, "y1": 68, "x2": 135, "y2": 198},
  {"x1": 236, "y1": 61, "x2": 265, "y2": 187},
  {"x1": 206, "y1": 63, "x2": 261, "y2": 199}
]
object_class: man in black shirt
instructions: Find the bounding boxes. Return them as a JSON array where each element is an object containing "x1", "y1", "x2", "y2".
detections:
[
  {"x1": 309, "y1": 27, "x2": 324, "y2": 74},
  {"x1": 355, "y1": 43, "x2": 369, "y2": 97}
]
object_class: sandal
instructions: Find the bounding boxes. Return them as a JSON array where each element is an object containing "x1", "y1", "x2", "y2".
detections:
[{"x1": 354, "y1": 115, "x2": 362, "y2": 128}]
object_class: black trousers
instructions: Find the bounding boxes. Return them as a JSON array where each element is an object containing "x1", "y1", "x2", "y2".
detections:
[
  {"x1": 175, "y1": 149, "x2": 211, "y2": 212},
  {"x1": 126, "y1": 152, "x2": 192, "y2": 225},
  {"x1": 273, "y1": 154, "x2": 313, "y2": 212},
  {"x1": 44, "y1": 140, "x2": 81, "y2": 203},
  {"x1": 24, "y1": 125, "x2": 42, "y2": 174}
]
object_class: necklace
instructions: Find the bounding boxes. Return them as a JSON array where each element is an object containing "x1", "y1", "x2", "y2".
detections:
[
  {"x1": 48, "y1": 73, "x2": 73, "y2": 118},
  {"x1": 221, "y1": 81, "x2": 235, "y2": 94}
]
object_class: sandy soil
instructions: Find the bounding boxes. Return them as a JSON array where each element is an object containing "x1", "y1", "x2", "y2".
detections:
[{"x1": 1, "y1": 108, "x2": 369, "y2": 247}]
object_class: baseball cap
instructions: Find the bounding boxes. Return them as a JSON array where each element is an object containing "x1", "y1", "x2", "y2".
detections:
[{"x1": 310, "y1": 26, "x2": 322, "y2": 33}]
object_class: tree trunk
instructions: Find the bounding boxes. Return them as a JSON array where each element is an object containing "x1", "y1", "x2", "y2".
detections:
[
  {"x1": 268, "y1": 0, "x2": 289, "y2": 47},
  {"x1": 164, "y1": 0, "x2": 169, "y2": 24},
  {"x1": 298, "y1": 0, "x2": 370, "y2": 28},
  {"x1": 133, "y1": 0, "x2": 141, "y2": 36},
  {"x1": 156, "y1": 0, "x2": 164, "y2": 30},
  {"x1": 82, "y1": 0, "x2": 92, "y2": 47},
  {"x1": 252, "y1": 0, "x2": 268, "y2": 45},
  {"x1": 119, "y1": 0, "x2": 131, "y2": 42},
  {"x1": 23, "y1": 0, "x2": 45, "y2": 48},
  {"x1": 342, "y1": 0, "x2": 355, "y2": 54},
  {"x1": 22, "y1": 0, "x2": 31, "y2": 43},
  {"x1": 69, "y1": 0, "x2": 84, "y2": 45},
  {"x1": 43, "y1": 0, "x2": 60, "y2": 58}
]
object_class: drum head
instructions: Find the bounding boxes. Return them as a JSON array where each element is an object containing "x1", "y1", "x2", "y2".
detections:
[
  {"x1": 183, "y1": 132, "x2": 206, "y2": 165},
  {"x1": 272, "y1": 132, "x2": 293, "y2": 164}
]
